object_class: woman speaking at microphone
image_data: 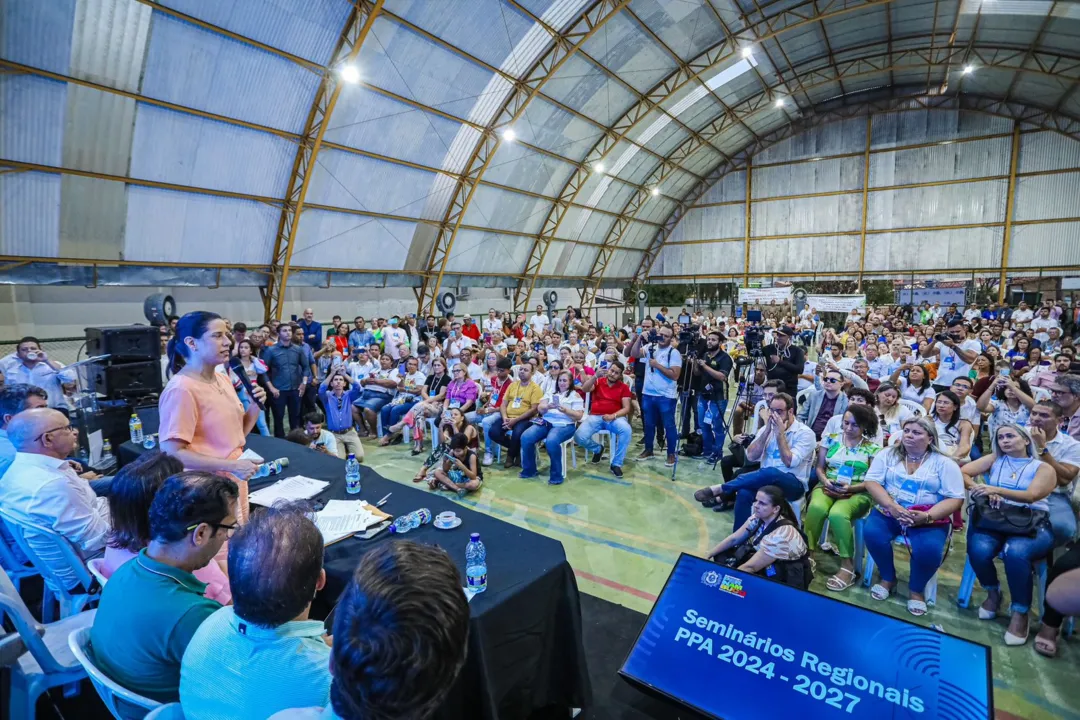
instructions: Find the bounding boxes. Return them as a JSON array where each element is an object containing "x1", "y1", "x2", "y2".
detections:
[{"x1": 159, "y1": 311, "x2": 265, "y2": 521}]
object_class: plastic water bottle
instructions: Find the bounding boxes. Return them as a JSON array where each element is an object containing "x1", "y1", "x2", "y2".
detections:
[
  {"x1": 129, "y1": 413, "x2": 143, "y2": 444},
  {"x1": 100, "y1": 440, "x2": 115, "y2": 467},
  {"x1": 253, "y1": 457, "x2": 290, "y2": 479},
  {"x1": 465, "y1": 533, "x2": 487, "y2": 593},
  {"x1": 389, "y1": 508, "x2": 432, "y2": 534},
  {"x1": 345, "y1": 454, "x2": 361, "y2": 494}
]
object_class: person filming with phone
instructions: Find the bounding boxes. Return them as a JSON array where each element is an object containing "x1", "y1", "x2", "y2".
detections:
[
  {"x1": 922, "y1": 318, "x2": 980, "y2": 393},
  {"x1": 693, "y1": 330, "x2": 733, "y2": 463}
]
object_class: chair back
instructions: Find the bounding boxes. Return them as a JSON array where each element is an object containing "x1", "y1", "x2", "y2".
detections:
[
  {"x1": 0, "y1": 523, "x2": 38, "y2": 584},
  {"x1": 0, "y1": 565, "x2": 73, "y2": 674},
  {"x1": 746, "y1": 399, "x2": 767, "y2": 435},
  {"x1": 0, "y1": 507, "x2": 95, "y2": 595},
  {"x1": 68, "y1": 626, "x2": 162, "y2": 719},
  {"x1": 145, "y1": 704, "x2": 185, "y2": 720},
  {"x1": 899, "y1": 399, "x2": 926, "y2": 417},
  {"x1": 87, "y1": 558, "x2": 110, "y2": 587}
]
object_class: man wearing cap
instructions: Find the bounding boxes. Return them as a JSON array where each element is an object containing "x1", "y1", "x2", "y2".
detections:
[
  {"x1": 765, "y1": 325, "x2": 805, "y2": 399},
  {"x1": 461, "y1": 315, "x2": 481, "y2": 342}
]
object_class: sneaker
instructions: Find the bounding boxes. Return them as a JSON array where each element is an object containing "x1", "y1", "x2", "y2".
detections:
[
  {"x1": 610, "y1": 465, "x2": 623, "y2": 478},
  {"x1": 590, "y1": 451, "x2": 604, "y2": 464},
  {"x1": 548, "y1": 477, "x2": 564, "y2": 485},
  {"x1": 482, "y1": 452, "x2": 493, "y2": 466},
  {"x1": 637, "y1": 451, "x2": 655, "y2": 461},
  {"x1": 665, "y1": 454, "x2": 677, "y2": 467},
  {"x1": 518, "y1": 471, "x2": 539, "y2": 480}
]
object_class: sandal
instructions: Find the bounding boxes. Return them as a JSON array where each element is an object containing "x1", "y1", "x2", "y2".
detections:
[
  {"x1": 826, "y1": 568, "x2": 858, "y2": 592},
  {"x1": 412, "y1": 472, "x2": 426, "y2": 483},
  {"x1": 907, "y1": 599, "x2": 928, "y2": 617},
  {"x1": 1033, "y1": 633, "x2": 1058, "y2": 658},
  {"x1": 870, "y1": 583, "x2": 893, "y2": 601}
]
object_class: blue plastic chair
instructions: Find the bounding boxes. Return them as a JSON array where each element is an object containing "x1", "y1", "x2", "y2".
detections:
[
  {"x1": 957, "y1": 553, "x2": 1048, "y2": 617},
  {"x1": 861, "y1": 518, "x2": 945, "y2": 606}
]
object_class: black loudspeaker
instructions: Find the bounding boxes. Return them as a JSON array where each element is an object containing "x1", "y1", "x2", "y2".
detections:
[
  {"x1": 87, "y1": 361, "x2": 163, "y2": 399},
  {"x1": 86, "y1": 326, "x2": 161, "y2": 362}
]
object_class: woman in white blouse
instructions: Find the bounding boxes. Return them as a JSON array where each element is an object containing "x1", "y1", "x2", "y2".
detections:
[
  {"x1": 862, "y1": 417, "x2": 966, "y2": 616},
  {"x1": 517, "y1": 371, "x2": 584, "y2": 485}
]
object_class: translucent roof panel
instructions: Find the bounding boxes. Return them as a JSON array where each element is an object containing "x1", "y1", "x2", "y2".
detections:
[
  {"x1": 580, "y1": 11, "x2": 678, "y2": 93},
  {"x1": 483, "y1": 143, "x2": 578, "y2": 197},
  {"x1": 292, "y1": 209, "x2": 414, "y2": 271},
  {"x1": 445, "y1": 229, "x2": 533, "y2": 274},
  {"x1": 555, "y1": 206, "x2": 620, "y2": 243},
  {"x1": 627, "y1": 0, "x2": 728, "y2": 62},
  {"x1": 514, "y1": 97, "x2": 606, "y2": 162},
  {"x1": 306, "y1": 150, "x2": 443, "y2": 220},
  {"x1": 460, "y1": 184, "x2": 551, "y2": 235},
  {"x1": 2, "y1": 0, "x2": 76, "y2": 74},
  {"x1": 384, "y1": 0, "x2": 534, "y2": 69},
  {"x1": 626, "y1": 107, "x2": 691, "y2": 157},
  {"x1": 543, "y1": 54, "x2": 640, "y2": 126}
]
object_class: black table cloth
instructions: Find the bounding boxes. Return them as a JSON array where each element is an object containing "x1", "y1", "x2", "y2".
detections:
[{"x1": 120, "y1": 435, "x2": 592, "y2": 719}]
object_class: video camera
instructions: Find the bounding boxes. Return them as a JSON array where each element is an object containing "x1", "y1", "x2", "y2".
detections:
[{"x1": 677, "y1": 325, "x2": 700, "y2": 357}]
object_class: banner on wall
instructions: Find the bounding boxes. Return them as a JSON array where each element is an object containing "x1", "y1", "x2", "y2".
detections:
[
  {"x1": 738, "y1": 287, "x2": 792, "y2": 305},
  {"x1": 805, "y1": 294, "x2": 866, "y2": 313}
]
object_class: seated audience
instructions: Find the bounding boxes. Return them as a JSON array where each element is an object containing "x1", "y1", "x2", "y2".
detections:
[
  {"x1": 888, "y1": 362, "x2": 936, "y2": 412},
  {"x1": 862, "y1": 417, "x2": 965, "y2": 616},
  {"x1": 519, "y1": 370, "x2": 585, "y2": 484},
  {"x1": 574, "y1": 361, "x2": 634, "y2": 478},
  {"x1": 1026, "y1": 401, "x2": 1080, "y2": 545},
  {"x1": 376, "y1": 358, "x2": 425, "y2": 446},
  {"x1": 820, "y1": 388, "x2": 883, "y2": 443},
  {"x1": 931, "y1": 390, "x2": 974, "y2": 463},
  {"x1": 975, "y1": 374, "x2": 1034, "y2": 440},
  {"x1": 269, "y1": 541, "x2": 469, "y2": 720},
  {"x1": 412, "y1": 408, "x2": 476, "y2": 483},
  {"x1": 805, "y1": 406, "x2": 882, "y2": 592},
  {"x1": 488, "y1": 364, "x2": 543, "y2": 468},
  {"x1": 429, "y1": 432, "x2": 483, "y2": 495},
  {"x1": 101, "y1": 451, "x2": 231, "y2": 604},
  {"x1": 467, "y1": 356, "x2": 513, "y2": 467},
  {"x1": 1035, "y1": 540, "x2": 1080, "y2": 658},
  {"x1": 181, "y1": 504, "x2": 330, "y2": 718},
  {"x1": 354, "y1": 354, "x2": 400, "y2": 435},
  {"x1": 960, "y1": 424, "x2": 1056, "y2": 645},
  {"x1": 798, "y1": 368, "x2": 849, "y2": 440},
  {"x1": 0, "y1": 407, "x2": 109, "y2": 589},
  {"x1": 706, "y1": 485, "x2": 811, "y2": 589},
  {"x1": 91, "y1": 471, "x2": 238, "y2": 701},
  {"x1": 874, "y1": 381, "x2": 913, "y2": 444},
  {"x1": 386, "y1": 357, "x2": 450, "y2": 454}
]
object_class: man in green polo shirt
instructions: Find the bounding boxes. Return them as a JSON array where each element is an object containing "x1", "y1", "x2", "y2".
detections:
[{"x1": 90, "y1": 471, "x2": 238, "y2": 702}]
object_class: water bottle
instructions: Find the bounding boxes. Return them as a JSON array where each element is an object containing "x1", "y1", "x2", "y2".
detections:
[
  {"x1": 129, "y1": 413, "x2": 143, "y2": 444},
  {"x1": 253, "y1": 457, "x2": 290, "y2": 479},
  {"x1": 389, "y1": 508, "x2": 432, "y2": 534},
  {"x1": 465, "y1": 533, "x2": 487, "y2": 593},
  {"x1": 345, "y1": 454, "x2": 361, "y2": 494}
]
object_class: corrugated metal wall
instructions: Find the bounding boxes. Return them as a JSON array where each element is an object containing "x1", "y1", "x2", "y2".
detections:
[{"x1": 652, "y1": 109, "x2": 1080, "y2": 281}]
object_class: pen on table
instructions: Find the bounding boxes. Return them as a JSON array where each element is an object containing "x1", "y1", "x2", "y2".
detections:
[{"x1": 376, "y1": 492, "x2": 392, "y2": 507}]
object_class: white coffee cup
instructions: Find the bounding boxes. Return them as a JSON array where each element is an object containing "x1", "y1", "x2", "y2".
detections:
[{"x1": 436, "y1": 511, "x2": 457, "y2": 524}]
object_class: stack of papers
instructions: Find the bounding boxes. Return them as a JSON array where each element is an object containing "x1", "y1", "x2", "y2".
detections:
[
  {"x1": 239, "y1": 448, "x2": 265, "y2": 463},
  {"x1": 315, "y1": 500, "x2": 389, "y2": 545},
  {"x1": 247, "y1": 475, "x2": 329, "y2": 507}
]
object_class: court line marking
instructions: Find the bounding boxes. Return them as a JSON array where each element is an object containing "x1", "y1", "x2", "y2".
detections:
[{"x1": 575, "y1": 569, "x2": 658, "y2": 603}]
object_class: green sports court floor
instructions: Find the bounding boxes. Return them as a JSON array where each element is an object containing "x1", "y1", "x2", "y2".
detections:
[{"x1": 363, "y1": 434, "x2": 1079, "y2": 720}]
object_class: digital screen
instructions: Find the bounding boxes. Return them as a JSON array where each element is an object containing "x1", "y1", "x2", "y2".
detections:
[{"x1": 620, "y1": 554, "x2": 992, "y2": 720}]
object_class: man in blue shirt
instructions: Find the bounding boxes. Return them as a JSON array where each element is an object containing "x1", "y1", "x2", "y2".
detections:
[
  {"x1": 347, "y1": 316, "x2": 375, "y2": 355},
  {"x1": 181, "y1": 504, "x2": 331, "y2": 719},
  {"x1": 262, "y1": 326, "x2": 311, "y2": 438},
  {"x1": 90, "y1": 472, "x2": 238, "y2": 702},
  {"x1": 297, "y1": 308, "x2": 322, "y2": 352}
]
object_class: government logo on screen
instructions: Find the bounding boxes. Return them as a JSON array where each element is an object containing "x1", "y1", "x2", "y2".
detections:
[{"x1": 701, "y1": 570, "x2": 746, "y2": 598}]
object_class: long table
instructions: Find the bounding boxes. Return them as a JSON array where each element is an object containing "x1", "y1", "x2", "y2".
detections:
[{"x1": 120, "y1": 435, "x2": 592, "y2": 719}]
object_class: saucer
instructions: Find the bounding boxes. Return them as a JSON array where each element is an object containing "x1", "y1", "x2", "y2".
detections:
[{"x1": 435, "y1": 517, "x2": 462, "y2": 530}]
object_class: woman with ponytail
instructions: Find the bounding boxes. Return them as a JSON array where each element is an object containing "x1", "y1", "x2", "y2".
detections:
[{"x1": 159, "y1": 311, "x2": 266, "y2": 521}]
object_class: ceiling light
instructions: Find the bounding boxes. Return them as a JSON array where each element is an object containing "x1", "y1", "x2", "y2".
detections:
[
  {"x1": 962, "y1": 65, "x2": 974, "y2": 75},
  {"x1": 339, "y1": 64, "x2": 360, "y2": 84},
  {"x1": 500, "y1": 128, "x2": 516, "y2": 143},
  {"x1": 774, "y1": 97, "x2": 786, "y2": 108},
  {"x1": 650, "y1": 187, "x2": 660, "y2": 196},
  {"x1": 741, "y1": 46, "x2": 754, "y2": 59},
  {"x1": 594, "y1": 163, "x2": 605, "y2": 175}
]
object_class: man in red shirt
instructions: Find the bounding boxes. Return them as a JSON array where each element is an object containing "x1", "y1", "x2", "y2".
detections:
[
  {"x1": 575, "y1": 361, "x2": 634, "y2": 477},
  {"x1": 461, "y1": 315, "x2": 481, "y2": 342}
]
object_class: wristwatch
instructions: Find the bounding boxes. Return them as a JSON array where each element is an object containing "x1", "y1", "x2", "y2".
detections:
[{"x1": 1039, "y1": 446, "x2": 1050, "y2": 456}]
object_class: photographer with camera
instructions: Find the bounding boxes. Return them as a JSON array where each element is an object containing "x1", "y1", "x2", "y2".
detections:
[
  {"x1": 764, "y1": 325, "x2": 805, "y2": 398},
  {"x1": 922, "y1": 318, "x2": 980, "y2": 393},
  {"x1": 693, "y1": 330, "x2": 733, "y2": 463},
  {"x1": 630, "y1": 324, "x2": 682, "y2": 467}
]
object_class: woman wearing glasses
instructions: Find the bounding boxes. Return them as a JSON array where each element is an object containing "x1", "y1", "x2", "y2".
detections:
[{"x1": 159, "y1": 311, "x2": 266, "y2": 522}]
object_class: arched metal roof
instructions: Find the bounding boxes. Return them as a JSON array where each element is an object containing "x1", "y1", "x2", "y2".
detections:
[{"x1": 2, "y1": 0, "x2": 1078, "y2": 318}]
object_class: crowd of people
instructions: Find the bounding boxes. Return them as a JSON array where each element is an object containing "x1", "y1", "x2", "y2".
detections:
[{"x1": 2, "y1": 295, "x2": 1080, "y2": 719}]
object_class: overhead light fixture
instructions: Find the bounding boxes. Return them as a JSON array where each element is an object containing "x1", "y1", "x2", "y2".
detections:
[
  {"x1": 741, "y1": 46, "x2": 754, "y2": 59},
  {"x1": 774, "y1": 97, "x2": 786, "y2": 108},
  {"x1": 962, "y1": 65, "x2": 974, "y2": 75},
  {"x1": 650, "y1": 187, "x2": 660, "y2": 196},
  {"x1": 339, "y1": 64, "x2": 360, "y2": 84},
  {"x1": 500, "y1": 127, "x2": 516, "y2": 143},
  {"x1": 594, "y1": 162, "x2": 605, "y2": 175}
]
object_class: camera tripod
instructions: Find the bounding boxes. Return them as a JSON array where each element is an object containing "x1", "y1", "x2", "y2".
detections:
[{"x1": 700, "y1": 352, "x2": 770, "y2": 473}]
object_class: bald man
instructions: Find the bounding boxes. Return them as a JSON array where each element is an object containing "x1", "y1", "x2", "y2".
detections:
[
  {"x1": 298, "y1": 308, "x2": 322, "y2": 352},
  {"x1": 0, "y1": 407, "x2": 109, "y2": 588}
]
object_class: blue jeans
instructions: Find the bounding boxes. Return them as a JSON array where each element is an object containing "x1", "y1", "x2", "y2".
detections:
[
  {"x1": 966, "y1": 524, "x2": 1054, "y2": 614},
  {"x1": 380, "y1": 401, "x2": 416, "y2": 434},
  {"x1": 574, "y1": 415, "x2": 633, "y2": 467},
  {"x1": 1047, "y1": 492, "x2": 1077, "y2": 546},
  {"x1": 240, "y1": 392, "x2": 270, "y2": 436},
  {"x1": 863, "y1": 509, "x2": 949, "y2": 594},
  {"x1": 642, "y1": 394, "x2": 678, "y2": 455},
  {"x1": 722, "y1": 466, "x2": 805, "y2": 529},
  {"x1": 520, "y1": 422, "x2": 577, "y2": 480},
  {"x1": 355, "y1": 390, "x2": 392, "y2": 413},
  {"x1": 696, "y1": 396, "x2": 727, "y2": 459}
]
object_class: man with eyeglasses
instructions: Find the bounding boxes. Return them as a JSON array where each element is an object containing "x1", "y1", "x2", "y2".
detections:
[
  {"x1": 922, "y1": 318, "x2": 980, "y2": 393},
  {"x1": 798, "y1": 368, "x2": 850, "y2": 441},
  {"x1": 630, "y1": 323, "x2": 682, "y2": 467},
  {"x1": 91, "y1": 470, "x2": 238, "y2": 702},
  {"x1": 1050, "y1": 374, "x2": 1080, "y2": 442},
  {"x1": 0, "y1": 407, "x2": 109, "y2": 589}
]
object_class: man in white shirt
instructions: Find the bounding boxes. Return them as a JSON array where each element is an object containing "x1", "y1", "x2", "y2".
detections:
[
  {"x1": 347, "y1": 348, "x2": 376, "y2": 384},
  {"x1": 921, "y1": 319, "x2": 980, "y2": 392},
  {"x1": 630, "y1": 325, "x2": 682, "y2": 467},
  {"x1": 442, "y1": 322, "x2": 474, "y2": 367},
  {"x1": 1028, "y1": 401, "x2": 1080, "y2": 546},
  {"x1": 458, "y1": 348, "x2": 484, "y2": 383},
  {"x1": 528, "y1": 305, "x2": 549, "y2": 335},
  {"x1": 483, "y1": 309, "x2": 503, "y2": 336},
  {"x1": 1012, "y1": 301, "x2": 1034, "y2": 329},
  {"x1": 383, "y1": 316, "x2": 409, "y2": 361},
  {"x1": 0, "y1": 408, "x2": 109, "y2": 589},
  {"x1": 0, "y1": 337, "x2": 77, "y2": 408},
  {"x1": 1030, "y1": 307, "x2": 1060, "y2": 345},
  {"x1": 719, "y1": 392, "x2": 816, "y2": 528},
  {"x1": 963, "y1": 304, "x2": 980, "y2": 322}
]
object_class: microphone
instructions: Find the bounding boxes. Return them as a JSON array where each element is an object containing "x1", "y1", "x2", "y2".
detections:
[{"x1": 228, "y1": 355, "x2": 265, "y2": 411}]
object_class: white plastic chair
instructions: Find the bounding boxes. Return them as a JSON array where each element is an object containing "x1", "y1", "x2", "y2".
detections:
[
  {"x1": 144, "y1": 704, "x2": 185, "y2": 719},
  {"x1": 0, "y1": 508, "x2": 101, "y2": 622},
  {"x1": 899, "y1": 399, "x2": 926, "y2": 417},
  {"x1": 745, "y1": 399, "x2": 768, "y2": 435},
  {"x1": 558, "y1": 435, "x2": 578, "y2": 480},
  {"x1": 69, "y1": 626, "x2": 162, "y2": 719},
  {"x1": 0, "y1": 566, "x2": 93, "y2": 720},
  {"x1": 87, "y1": 558, "x2": 109, "y2": 588},
  {"x1": 582, "y1": 392, "x2": 613, "y2": 457}
]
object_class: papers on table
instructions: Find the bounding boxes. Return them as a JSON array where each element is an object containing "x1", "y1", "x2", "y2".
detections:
[
  {"x1": 239, "y1": 448, "x2": 264, "y2": 463},
  {"x1": 315, "y1": 499, "x2": 389, "y2": 545},
  {"x1": 247, "y1": 475, "x2": 328, "y2": 507},
  {"x1": 89, "y1": 430, "x2": 104, "y2": 467}
]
